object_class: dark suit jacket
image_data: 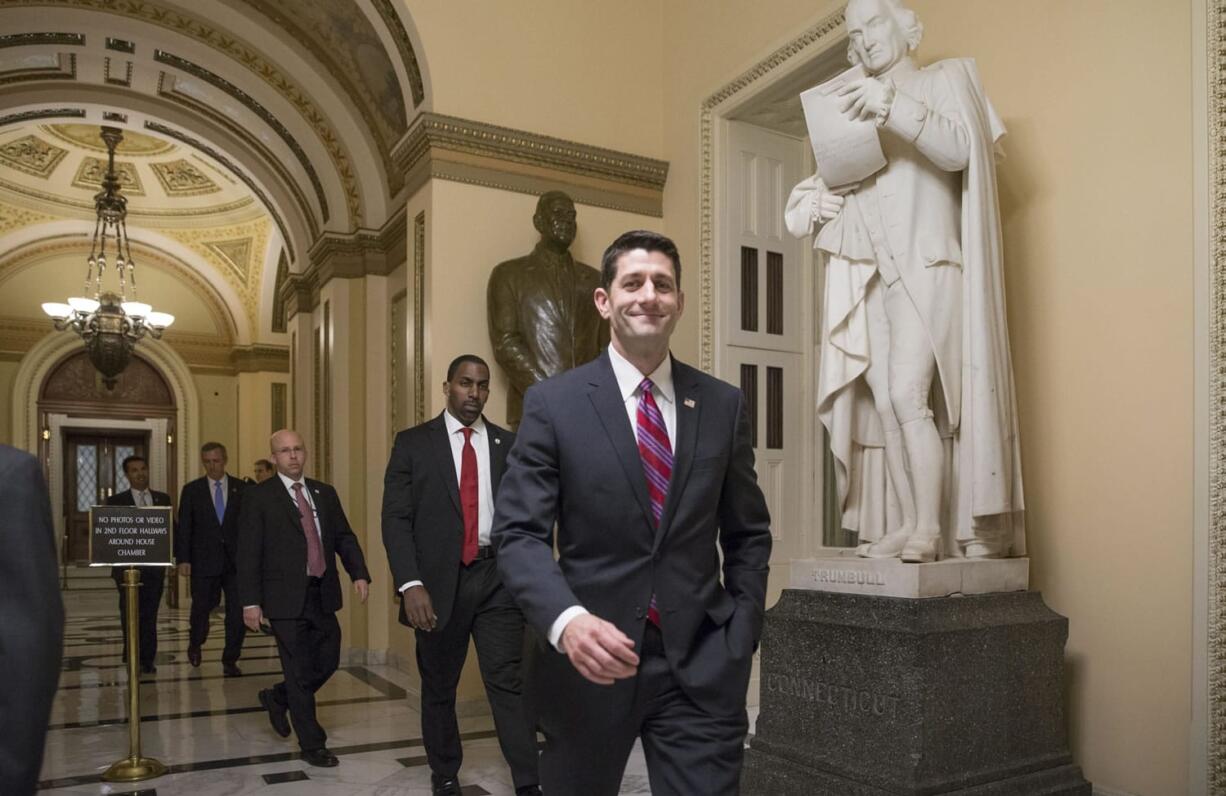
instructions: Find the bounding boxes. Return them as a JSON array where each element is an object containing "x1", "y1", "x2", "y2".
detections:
[
  {"x1": 494, "y1": 352, "x2": 773, "y2": 717},
  {"x1": 107, "y1": 488, "x2": 174, "y2": 582},
  {"x1": 176, "y1": 475, "x2": 245, "y2": 576},
  {"x1": 0, "y1": 446, "x2": 64, "y2": 795},
  {"x1": 381, "y1": 413, "x2": 514, "y2": 630},
  {"x1": 237, "y1": 476, "x2": 371, "y2": 619}
]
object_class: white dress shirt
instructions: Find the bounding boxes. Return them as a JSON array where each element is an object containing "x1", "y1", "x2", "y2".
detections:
[
  {"x1": 399, "y1": 411, "x2": 495, "y2": 594},
  {"x1": 547, "y1": 344, "x2": 677, "y2": 649},
  {"x1": 131, "y1": 488, "x2": 152, "y2": 507}
]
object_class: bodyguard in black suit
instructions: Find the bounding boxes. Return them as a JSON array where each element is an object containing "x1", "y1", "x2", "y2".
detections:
[
  {"x1": 0, "y1": 445, "x2": 64, "y2": 796},
  {"x1": 494, "y1": 231, "x2": 773, "y2": 795},
  {"x1": 382, "y1": 355, "x2": 540, "y2": 796},
  {"x1": 176, "y1": 441, "x2": 246, "y2": 675},
  {"x1": 239, "y1": 429, "x2": 371, "y2": 768},
  {"x1": 108, "y1": 455, "x2": 172, "y2": 675}
]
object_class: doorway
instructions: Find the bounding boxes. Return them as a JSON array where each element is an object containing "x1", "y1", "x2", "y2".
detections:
[{"x1": 62, "y1": 430, "x2": 149, "y2": 563}]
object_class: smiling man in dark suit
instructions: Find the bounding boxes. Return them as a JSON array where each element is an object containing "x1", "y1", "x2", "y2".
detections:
[
  {"x1": 382, "y1": 355, "x2": 539, "y2": 796},
  {"x1": 494, "y1": 230, "x2": 773, "y2": 795},
  {"x1": 238, "y1": 429, "x2": 371, "y2": 768},
  {"x1": 177, "y1": 441, "x2": 246, "y2": 675},
  {"x1": 108, "y1": 455, "x2": 173, "y2": 676}
]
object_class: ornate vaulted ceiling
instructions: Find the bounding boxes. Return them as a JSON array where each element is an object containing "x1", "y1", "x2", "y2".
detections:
[{"x1": 0, "y1": 0, "x2": 427, "y2": 358}]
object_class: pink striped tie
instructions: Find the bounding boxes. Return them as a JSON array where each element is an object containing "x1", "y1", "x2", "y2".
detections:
[{"x1": 636, "y1": 377, "x2": 671, "y2": 628}]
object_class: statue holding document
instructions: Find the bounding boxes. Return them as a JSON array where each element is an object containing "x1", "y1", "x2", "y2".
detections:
[{"x1": 785, "y1": 0, "x2": 1024, "y2": 562}]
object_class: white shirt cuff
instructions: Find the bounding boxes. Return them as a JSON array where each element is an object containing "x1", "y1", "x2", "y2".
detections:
[
  {"x1": 399, "y1": 580, "x2": 423, "y2": 593},
  {"x1": 547, "y1": 605, "x2": 589, "y2": 651}
]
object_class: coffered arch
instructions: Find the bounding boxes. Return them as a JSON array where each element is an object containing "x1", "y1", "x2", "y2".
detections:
[{"x1": 0, "y1": 0, "x2": 431, "y2": 337}]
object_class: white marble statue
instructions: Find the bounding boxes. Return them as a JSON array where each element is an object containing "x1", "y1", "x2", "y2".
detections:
[{"x1": 785, "y1": 0, "x2": 1024, "y2": 562}]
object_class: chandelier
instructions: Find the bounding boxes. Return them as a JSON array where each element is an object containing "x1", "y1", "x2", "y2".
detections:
[{"x1": 41, "y1": 126, "x2": 174, "y2": 390}]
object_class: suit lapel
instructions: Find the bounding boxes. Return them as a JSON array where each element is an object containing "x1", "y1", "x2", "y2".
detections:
[
  {"x1": 653, "y1": 358, "x2": 700, "y2": 553},
  {"x1": 429, "y1": 414, "x2": 463, "y2": 517},
  {"x1": 487, "y1": 420, "x2": 507, "y2": 498},
  {"x1": 305, "y1": 478, "x2": 327, "y2": 545},
  {"x1": 587, "y1": 353, "x2": 654, "y2": 529},
  {"x1": 223, "y1": 479, "x2": 241, "y2": 523}
]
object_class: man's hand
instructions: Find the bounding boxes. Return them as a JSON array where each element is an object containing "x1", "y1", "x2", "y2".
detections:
[
  {"x1": 354, "y1": 579, "x2": 370, "y2": 604},
  {"x1": 402, "y1": 584, "x2": 436, "y2": 630},
  {"x1": 838, "y1": 77, "x2": 894, "y2": 122},
  {"x1": 177, "y1": 562, "x2": 191, "y2": 577},
  {"x1": 243, "y1": 605, "x2": 263, "y2": 632},
  {"x1": 559, "y1": 613, "x2": 639, "y2": 685}
]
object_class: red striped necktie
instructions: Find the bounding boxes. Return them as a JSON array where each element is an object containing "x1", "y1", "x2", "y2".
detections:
[{"x1": 636, "y1": 377, "x2": 671, "y2": 628}]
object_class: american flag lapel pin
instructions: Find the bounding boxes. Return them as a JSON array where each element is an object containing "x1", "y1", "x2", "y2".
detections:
[
  {"x1": 684, "y1": 398, "x2": 696, "y2": 408},
  {"x1": 494, "y1": 437, "x2": 501, "y2": 445}
]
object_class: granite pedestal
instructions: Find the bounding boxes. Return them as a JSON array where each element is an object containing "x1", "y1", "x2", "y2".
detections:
[{"x1": 742, "y1": 589, "x2": 1090, "y2": 795}]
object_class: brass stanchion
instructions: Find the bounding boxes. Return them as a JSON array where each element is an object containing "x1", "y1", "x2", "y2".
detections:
[{"x1": 103, "y1": 567, "x2": 167, "y2": 783}]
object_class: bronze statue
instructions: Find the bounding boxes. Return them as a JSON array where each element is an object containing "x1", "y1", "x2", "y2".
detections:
[{"x1": 488, "y1": 191, "x2": 608, "y2": 427}]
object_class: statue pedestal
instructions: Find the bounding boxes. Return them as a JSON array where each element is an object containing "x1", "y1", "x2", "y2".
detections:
[
  {"x1": 742, "y1": 590, "x2": 1091, "y2": 795},
  {"x1": 790, "y1": 555, "x2": 1030, "y2": 598}
]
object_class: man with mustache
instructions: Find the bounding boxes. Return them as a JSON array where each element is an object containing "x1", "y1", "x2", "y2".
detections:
[{"x1": 382, "y1": 355, "x2": 540, "y2": 796}]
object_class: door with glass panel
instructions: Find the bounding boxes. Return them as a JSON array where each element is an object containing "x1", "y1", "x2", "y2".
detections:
[{"x1": 63, "y1": 432, "x2": 148, "y2": 563}]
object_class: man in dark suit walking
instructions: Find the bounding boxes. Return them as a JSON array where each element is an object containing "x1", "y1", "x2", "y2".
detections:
[
  {"x1": 382, "y1": 355, "x2": 540, "y2": 796},
  {"x1": 108, "y1": 455, "x2": 172, "y2": 675},
  {"x1": 494, "y1": 230, "x2": 773, "y2": 795},
  {"x1": 239, "y1": 429, "x2": 371, "y2": 768},
  {"x1": 176, "y1": 441, "x2": 246, "y2": 675},
  {"x1": 0, "y1": 445, "x2": 64, "y2": 796}
]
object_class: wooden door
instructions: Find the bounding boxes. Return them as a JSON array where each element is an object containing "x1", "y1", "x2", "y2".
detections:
[{"x1": 63, "y1": 431, "x2": 148, "y2": 563}]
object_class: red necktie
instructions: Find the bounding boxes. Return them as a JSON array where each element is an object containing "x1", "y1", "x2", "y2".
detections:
[
  {"x1": 636, "y1": 378, "x2": 671, "y2": 627},
  {"x1": 292, "y1": 483, "x2": 325, "y2": 577},
  {"x1": 460, "y1": 427, "x2": 479, "y2": 565}
]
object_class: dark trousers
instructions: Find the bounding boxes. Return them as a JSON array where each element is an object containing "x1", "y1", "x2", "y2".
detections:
[
  {"x1": 268, "y1": 579, "x2": 340, "y2": 752},
  {"x1": 415, "y1": 557, "x2": 539, "y2": 790},
  {"x1": 538, "y1": 623, "x2": 748, "y2": 796},
  {"x1": 111, "y1": 566, "x2": 166, "y2": 669},
  {"x1": 189, "y1": 564, "x2": 247, "y2": 664}
]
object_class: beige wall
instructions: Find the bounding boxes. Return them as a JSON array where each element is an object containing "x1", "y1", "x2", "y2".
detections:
[
  {"x1": 656, "y1": 1, "x2": 1195, "y2": 793},
  {"x1": 406, "y1": 0, "x2": 665, "y2": 157},
  {"x1": 192, "y1": 372, "x2": 239, "y2": 469}
]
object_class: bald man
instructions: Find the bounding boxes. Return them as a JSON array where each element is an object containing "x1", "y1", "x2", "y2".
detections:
[{"x1": 238, "y1": 430, "x2": 371, "y2": 768}]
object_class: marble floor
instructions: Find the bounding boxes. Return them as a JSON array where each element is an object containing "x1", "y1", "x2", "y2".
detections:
[{"x1": 38, "y1": 584, "x2": 662, "y2": 795}]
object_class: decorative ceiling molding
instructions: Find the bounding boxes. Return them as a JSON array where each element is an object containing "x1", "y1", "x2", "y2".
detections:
[
  {"x1": 149, "y1": 158, "x2": 220, "y2": 196},
  {"x1": 105, "y1": 37, "x2": 134, "y2": 53},
  {"x1": 232, "y1": 0, "x2": 404, "y2": 194},
  {"x1": 153, "y1": 73, "x2": 318, "y2": 240},
  {"x1": 370, "y1": 0, "x2": 425, "y2": 108},
  {"x1": 0, "y1": 178, "x2": 253, "y2": 219},
  {"x1": 0, "y1": 32, "x2": 84, "y2": 48},
  {"x1": 145, "y1": 120, "x2": 295, "y2": 261},
  {"x1": 204, "y1": 236, "x2": 253, "y2": 282},
  {"x1": 72, "y1": 155, "x2": 144, "y2": 195},
  {"x1": 153, "y1": 49, "x2": 331, "y2": 223},
  {"x1": 394, "y1": 112, "x2": 669, "y2": 217},
  {"x1": 0, "y1": 108, "x2": 86, "y2": 127},
  {"x1": 0, "y1": 134, "x2": 68, "y2": 178},
  {"x1": 4, "y1": 0, "x2": 364, "y2": 227},
  {"x1": 44, "y1": 123, "x2": 171, "y2": 155},
  {"x1": 283, "y1": 207, "x2": 407, "y2": 318},
  {"x1": 0, "y1": 52, "x2": 75, "y2": 85}
]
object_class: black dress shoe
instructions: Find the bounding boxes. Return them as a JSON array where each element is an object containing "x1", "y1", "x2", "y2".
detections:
[
  {"x1": 139, "y1": 664, "x2": 156, "y2": 676},
  {"x1": 258, "y1": 688, "x2": 291, "y2": 738},
  {"x1": 431, "y1": 772, "x2": 460, "y2": 795},
  {"x1": 187, "y1": 646, "x2": 201, "y2": 667},
  {"x1": 302, "y1": 747, "x2": 338, "y2": 767},
  {"x1": 516, "y1": 787, "x2": 543, "y2": 796},
  {"x1": 222, "y1": 663, "x2": 242, "y2": 677}
]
